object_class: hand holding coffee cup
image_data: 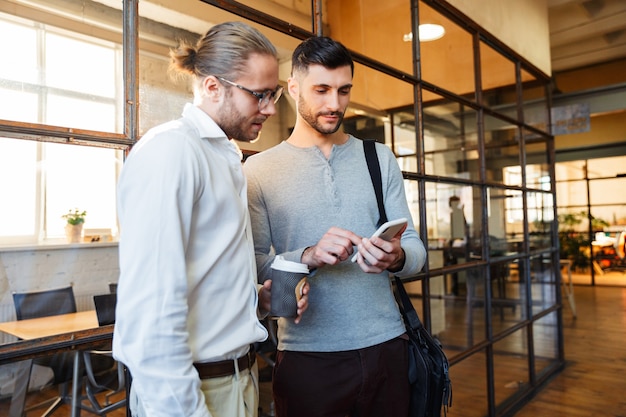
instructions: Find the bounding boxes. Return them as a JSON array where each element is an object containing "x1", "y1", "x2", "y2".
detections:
[{"x1": 270, "y1": 256, "x2": 309, "y2": 318}]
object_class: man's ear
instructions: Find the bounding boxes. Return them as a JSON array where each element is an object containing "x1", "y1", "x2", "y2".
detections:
[
  {"x1": 287, "y1": 76, "x2": 299, "y2": 101},
  {"x1": 202, "y1": 76, "x2": 222, "y2": 102}
]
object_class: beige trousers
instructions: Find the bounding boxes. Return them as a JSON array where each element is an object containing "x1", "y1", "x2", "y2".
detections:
[{"x1": 129, "y1": 362, "x2": 259, "y2": 417}]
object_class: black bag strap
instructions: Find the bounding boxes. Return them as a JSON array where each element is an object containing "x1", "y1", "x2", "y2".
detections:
[
  {"x1": 362, "y1": 139, "x2": 421, "y2": 330},
  {"x1": 363, "y1": 141, "x2": 452, "y2": 415},
  {"x1": 393, "y1": 275, "x2": 423, "y2": 331},
  {"x1": 363, "y1": 140, "x2": 388, "y2": 227}
]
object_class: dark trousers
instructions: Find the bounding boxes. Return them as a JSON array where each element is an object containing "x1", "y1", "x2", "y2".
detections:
[{"x1": 272, "y1": 336, "x2": 409, "y2": 417}]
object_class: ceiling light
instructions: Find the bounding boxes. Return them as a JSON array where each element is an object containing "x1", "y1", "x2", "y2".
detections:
[
  {"x1": 403, "y1": 24, "x2": 446, "y2": 42},
  {"x1": 420, "y1": 24, "x2": 445, "y2": 41}
]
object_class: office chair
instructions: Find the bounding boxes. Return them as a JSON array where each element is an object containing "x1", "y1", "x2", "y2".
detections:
[
  {"x1": 107, "y1": 281, "x2": 133, "y2": 417},
  {"x1": 604, "y1": 231, "x2": 626, "y2": 272},
  {"x1": 12, "y1": 286, "x2": 80, "y2": 416},
  {"x1": 13, "y1": 286, "x2": 77, "y2": 321},
  {"x1": 13, "y1": 286, "x2": 119, "y2": 416},
  {"x1": 78, "y1": 293, "x2": 126, "y2": 416},
  {"x1": 618, "y1": 231, "x2": 626, "y2": 260}
]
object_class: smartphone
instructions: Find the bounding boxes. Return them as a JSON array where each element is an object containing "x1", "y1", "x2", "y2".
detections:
[{"x1": 351, "y1": 218, "x2": 408, "y2": 262}]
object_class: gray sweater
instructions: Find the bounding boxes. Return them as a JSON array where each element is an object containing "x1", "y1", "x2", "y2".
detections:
[{"x1": 244, "y1": 136, "x2": 427, "y2": 352}]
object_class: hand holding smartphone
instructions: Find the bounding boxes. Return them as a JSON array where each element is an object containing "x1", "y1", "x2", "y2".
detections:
[{"x1": 351, "y1": 218, "x2": 408, "y2": 262}]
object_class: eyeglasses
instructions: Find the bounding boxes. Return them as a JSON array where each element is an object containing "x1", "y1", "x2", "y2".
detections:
[{"x1": 215, "y1": 76, "x2": 283, "y2": 111}]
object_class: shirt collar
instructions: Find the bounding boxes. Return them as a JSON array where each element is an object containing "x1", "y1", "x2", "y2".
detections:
[
  {"x1": 182, "y1": 103, "x2": 227, "y2": 140},
  {"x1": 182, "y1": 103, "x2": 243, "y2": 161}
]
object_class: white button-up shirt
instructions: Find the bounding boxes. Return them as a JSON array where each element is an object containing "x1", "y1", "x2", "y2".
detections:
[{"x1": 113, "y1": 104, "x2": 267, "y2": 417}]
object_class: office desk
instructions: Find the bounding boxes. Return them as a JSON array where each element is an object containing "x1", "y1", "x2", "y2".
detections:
[
  {"x1": 0, "y1": 311, "x2": 99, "y2": 417},
  {"x1": 0, "y1": 310, "x2": 98, "y2": 340}
]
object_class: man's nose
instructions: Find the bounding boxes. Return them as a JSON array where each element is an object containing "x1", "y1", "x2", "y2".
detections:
[
  {"x1": 325, "y1": 92, "x2": 341, "y2": 111},
  {"x1": 260, "y1": 100, "x2": 278, "y2": 116}
]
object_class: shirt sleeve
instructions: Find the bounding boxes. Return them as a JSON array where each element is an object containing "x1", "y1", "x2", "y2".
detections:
[
  {"x1": 113, "y1": 132, "x2": 211, "y2": 417},
  {"x1": 377, "y1": 143, "x2": 427, "y2": 276},
  {"x1": 244, "y1": 163, "x2": 276, "y2": 283}
]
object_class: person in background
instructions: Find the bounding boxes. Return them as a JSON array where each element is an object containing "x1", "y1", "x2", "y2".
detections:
[
  {"x1": 114, "y1": 21, "x2": 308, "y2": 417},
  {"x1": 244, "y1": 36, "x2": 427, "y2": 417},
  {"x1": 449, "y1": 195, "x2": 468, "y2": 243}
]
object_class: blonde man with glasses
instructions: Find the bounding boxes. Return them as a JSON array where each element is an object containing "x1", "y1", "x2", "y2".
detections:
[{"x1": 114, "y1": 22, "x2": 307, "y2": 417}]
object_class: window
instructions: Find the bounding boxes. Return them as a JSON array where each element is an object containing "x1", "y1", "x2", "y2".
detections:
[
  {"x1": 0, "y1": 13, "x2": 123, "y2": 245},
  {"x1": 504, "y1": 166, "x2": 553, "y2": 224}
]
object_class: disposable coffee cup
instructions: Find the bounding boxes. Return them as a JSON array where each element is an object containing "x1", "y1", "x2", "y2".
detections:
[{"x1": 270, "y1": 256, "x2": 309, "y2": 318}]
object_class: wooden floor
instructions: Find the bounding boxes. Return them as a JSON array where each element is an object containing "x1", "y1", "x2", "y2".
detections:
[
  {"x1": 512, "y1": 284, "x2": 626, "y2": 417},
  {"x1": 1, "y1": 283, "x2": 625, "y2": 416}
]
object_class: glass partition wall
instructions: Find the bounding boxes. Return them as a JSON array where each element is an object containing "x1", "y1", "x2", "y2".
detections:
[
  {"x1": 0, "y1": 1, "x2": 561, "y2": 416},
  {"x1": 555, "y1": 155, "x2": 626, "y2": 285}
]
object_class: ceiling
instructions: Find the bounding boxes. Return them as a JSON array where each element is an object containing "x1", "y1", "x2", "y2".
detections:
[
  {"x1": 548, "y1": 0, "x2": 626, "y2": 72},
  {"x1": 130, "y1": 0, "x2": 626, "y2": 75},
  {"x1": 86, "y1": 0, "x2": 626, "y2": 72}
]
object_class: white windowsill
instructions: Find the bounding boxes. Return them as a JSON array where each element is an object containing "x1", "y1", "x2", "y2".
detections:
[{"x1": 0, "y1": 240, "x2": 119, "y2": 252}]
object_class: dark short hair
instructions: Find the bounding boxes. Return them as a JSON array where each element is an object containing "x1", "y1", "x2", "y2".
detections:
[{"x1": 291, "y1": 36, "x2": 354, "y2": 76}]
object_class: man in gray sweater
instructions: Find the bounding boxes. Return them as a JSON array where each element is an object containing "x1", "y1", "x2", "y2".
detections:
[{"x1": 244, "y1": 36, "x2": 427, "y2": 417}]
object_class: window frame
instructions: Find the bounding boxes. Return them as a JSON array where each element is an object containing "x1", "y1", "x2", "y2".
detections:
[{"x1": 0, "y1": 2, "x2": 136, "y2": 149}]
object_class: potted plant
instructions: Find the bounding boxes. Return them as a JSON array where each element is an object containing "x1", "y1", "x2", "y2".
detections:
[{"x1": 62, "y1": 208, "x2": 87, "y2": 243}]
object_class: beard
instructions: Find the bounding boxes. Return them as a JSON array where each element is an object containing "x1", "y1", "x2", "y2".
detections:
[
  {"x1": 298, "y1": 95, "x2": 344, "y2": 135},
  {"x1": 217, "y1": 94, "x2": 264, "y2": 142}
]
